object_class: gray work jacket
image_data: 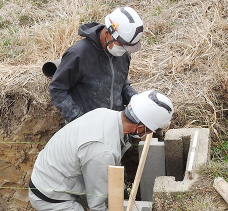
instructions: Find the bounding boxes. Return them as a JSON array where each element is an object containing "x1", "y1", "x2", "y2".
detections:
[{"x1": 31, "y1": 108, "x2": 131, "y2": 210}]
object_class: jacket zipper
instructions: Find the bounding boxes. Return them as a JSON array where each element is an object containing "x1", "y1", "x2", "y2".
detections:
[
  {"x1": 109, "y1": 56, "x2": 114, "y2": 109},
  {"x1": 104, "y1": 50, "x2": 115, "y2": 109}
]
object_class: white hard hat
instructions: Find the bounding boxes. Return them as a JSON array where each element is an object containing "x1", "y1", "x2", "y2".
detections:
[
  {"x1": 105, "y1": 6, "x2": 143, "y2": 53},
  {"x1": 126, "y1": 90, "x2": 174, "y2": 133}
]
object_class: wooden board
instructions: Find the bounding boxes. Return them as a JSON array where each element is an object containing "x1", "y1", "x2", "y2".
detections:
[
  {"x1": 108, "y1": 165, "x2": 124, "y2": 211},
  {"x1": 126, "y1": 133, "x2": 153, "y2": 211},
  {"x1": 213, "y1": 177, "x2": 228, "y2": 204}
]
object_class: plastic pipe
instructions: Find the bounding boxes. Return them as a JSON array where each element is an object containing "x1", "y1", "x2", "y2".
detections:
[{"x1": 42, "y1": 58, "x2": 61, "y2": 78}]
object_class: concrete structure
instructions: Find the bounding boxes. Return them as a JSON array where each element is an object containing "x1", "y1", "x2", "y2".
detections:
[
  {"x1": 138, "y1": 138, "x2": 166, "y2": 201},
  {"x1": 131, "y1": 128, "x2": 210, "y2": 209},
  {"x1": 153, "y1": 128, "x2": 210, "y2": 194},
  {"x1": 123, "y1": 200, "x2": 153, "y2": 211}
]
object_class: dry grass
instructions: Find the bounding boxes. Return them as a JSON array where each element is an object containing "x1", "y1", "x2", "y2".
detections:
[
  {"x1": 153, "y1": 161, "x2": 228, "y2": 210},
  {"x1": 1, "y1": 0, "x2": 228, "y2": 209},
  {"x1": 2, "y1": 0, "x2": 227, "y2": 154}
]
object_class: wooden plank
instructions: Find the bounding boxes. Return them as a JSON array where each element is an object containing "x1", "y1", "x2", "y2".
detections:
[
  {"x1": 126, "y1": 133, "x2": 153, "y2": 211},
  {"x1": 187, "y1": 130, "x2": 199, "y2": 179},
  {"x1": 213, "y1": 177, "x2": 228, "y2": 204},
  {"x1": 108, "y1": 165, "x2": 124, "y2": 211}
]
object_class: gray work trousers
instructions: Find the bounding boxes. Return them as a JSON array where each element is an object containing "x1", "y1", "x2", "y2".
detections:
[{"x1": 29, "y1": 189, "x2": 88, "y2": 211}]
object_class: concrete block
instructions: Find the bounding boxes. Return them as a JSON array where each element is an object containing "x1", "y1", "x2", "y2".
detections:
[
  {"x1": 123, "y1": 200, "x2": 153, "y2": 211},
  {"x1": 153, "y1": 128, "x2": 210, "y2": 195},
  {"x1": 138, "y1": 138, "x2": 166, "y2": 201}
]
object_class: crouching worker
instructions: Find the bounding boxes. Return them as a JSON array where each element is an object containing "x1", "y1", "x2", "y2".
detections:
[{"x1": 28, "y1": 90, "x2": 174, "y2": 211}]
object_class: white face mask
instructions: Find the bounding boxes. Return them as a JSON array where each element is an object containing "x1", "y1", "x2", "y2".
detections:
[
  {"x1": 130, "y1": 133, "x2": 147, "y2": 139},
  {"x1": 107, "y1": 43, "x2": 126, "y2": 57}
]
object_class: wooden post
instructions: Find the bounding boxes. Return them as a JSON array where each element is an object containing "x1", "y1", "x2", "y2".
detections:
[
  {"x1": 108, "y1": 165, "x2": 124, "y2": 211},
  {"x1": 126, "y1": 133, "x2": 153, "y2": 211},
  {"x1": 213, "y1": 177, "x2": 228, "y2": 204}
]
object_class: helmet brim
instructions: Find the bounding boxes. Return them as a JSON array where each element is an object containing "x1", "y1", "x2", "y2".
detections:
[{"x1": 123, "y1": 41, "x2": 141, "y2": 53}]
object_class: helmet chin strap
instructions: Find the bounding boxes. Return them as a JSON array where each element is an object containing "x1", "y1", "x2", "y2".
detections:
[
  {"x1": 105, "y1": 38, "x2": 116, "y2": 48},
  {"x1": 130, "y1": 125, "x2": 147, "y2": 139}
]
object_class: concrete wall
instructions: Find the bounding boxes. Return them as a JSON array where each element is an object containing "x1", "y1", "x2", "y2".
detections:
[
  {"x1": 153, "y1": 128, "x2": 210, "y2": 194},
  {"x1": 134, "y1": 128, "x2": 210, "y2": 210},
  {"x1": 138, "y1": 138, "x2": 166, "y2": 201}
]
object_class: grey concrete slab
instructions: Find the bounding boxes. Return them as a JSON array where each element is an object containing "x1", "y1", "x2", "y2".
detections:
[
  {"x1": 123, "y1": 200, "x2": 153, "y2": 211},
  {"x1": 138, "y1": 138, "x2": 166, "y2": 201}
]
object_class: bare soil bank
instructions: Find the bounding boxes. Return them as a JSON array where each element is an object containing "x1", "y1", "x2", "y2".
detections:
[{"x1": 0, "y1": 95, "x2": 64, "y2": 210}]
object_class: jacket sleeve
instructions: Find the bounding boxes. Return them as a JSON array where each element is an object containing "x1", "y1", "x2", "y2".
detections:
[
  {"x1": 49, "y1": 50, "x2": 83, "y2": 123},
  {"x1": 121, "y1": 78, "x2": 138, "y2": 105},
  {"x1": 81, "y1": 152, "x2": 116, "y2": 211}
]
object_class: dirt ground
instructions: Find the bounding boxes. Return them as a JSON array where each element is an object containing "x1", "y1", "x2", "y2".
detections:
[{"x1": 0, "y1": 95, "x2": 64, "y2": 210}]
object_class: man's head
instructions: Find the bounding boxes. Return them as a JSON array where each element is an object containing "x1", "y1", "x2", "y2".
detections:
[
  {"x1": 124, "y1": 90, "x2": 174, "y2": 137},
  {"x1": 103, "y1": 6, "x2": 143, "y2": 56}
]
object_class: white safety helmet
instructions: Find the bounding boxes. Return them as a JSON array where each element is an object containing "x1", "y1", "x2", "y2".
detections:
[
  {"x1": 126, "y1": 90, "x2": 174, "y2": 133},
  {"x1": 105, "y1": 6, "x2": 143, "y2": 53}
]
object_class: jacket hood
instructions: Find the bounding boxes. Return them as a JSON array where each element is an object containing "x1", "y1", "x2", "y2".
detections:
[{"x1": 78, "y1": 22, "x2": 105, "y2": 48}]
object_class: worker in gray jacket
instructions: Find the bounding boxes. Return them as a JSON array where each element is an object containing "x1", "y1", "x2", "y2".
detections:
[
  {"x1": 29, "y1": 90, "x2": 174, "y2": 211},
  {"x1": 49, "y1": 6, "x2": 143, "y2": 123}
]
